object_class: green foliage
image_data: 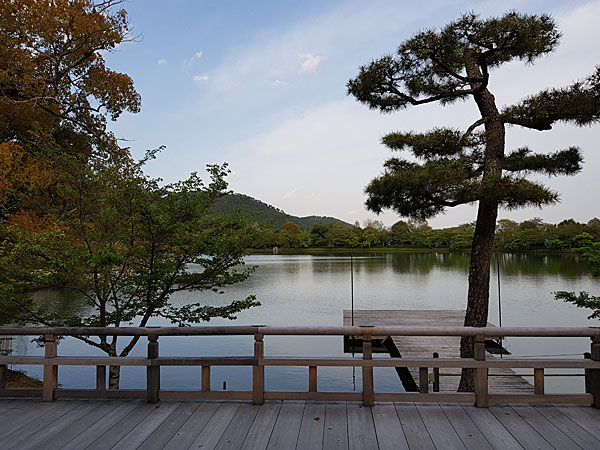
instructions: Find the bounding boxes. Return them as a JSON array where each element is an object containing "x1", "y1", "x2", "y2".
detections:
[
  {"x1": 211, "y1": 193, "x2": 344, "y2": 230},
  {"x1": 555, "y1": 291, "x2": 600, "y2": 320},
  {"x1": 555, "y1": 233, "x2": 600, "y2": 319},
  {"x1": 347, "y1": 12, "x2": 561, "y2": 111},
  {"x1": 0, "y1": 152, "x2": 259, "y2": 359},
  {"x1": 349, "y1": 11, "x2": 598, "y2": 221}
]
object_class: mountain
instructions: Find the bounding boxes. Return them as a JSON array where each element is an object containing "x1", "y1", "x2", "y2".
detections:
[{"x1": 211, "y1": 193, "x2": 347, "y2": 230}]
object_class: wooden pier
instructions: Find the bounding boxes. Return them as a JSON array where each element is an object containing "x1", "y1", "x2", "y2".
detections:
[
  {"x1": 2, "y1": 398, "x2": 600, "y2": 449},
  {"x1": 343, "y1": 310, "x2": 533, "y2": 393}
]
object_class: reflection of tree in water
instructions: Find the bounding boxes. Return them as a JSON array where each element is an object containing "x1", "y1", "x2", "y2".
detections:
[
  {"x1": 496, "y1": 253, "x2": 586, "y2": 278},
  {"x1": 309, "y1": 251, "x2": 590, "y2": 279},
  {"x1": 390, "y1": 252, "x2": 470, "y2": 275},
  {"x1": 27, "y1": 287, "x2": 91, "y2": 318}
]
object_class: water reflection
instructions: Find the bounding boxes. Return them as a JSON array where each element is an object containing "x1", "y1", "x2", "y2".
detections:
[{"x1": 10, "y1": 251, "x2": 600, "y2": 393}]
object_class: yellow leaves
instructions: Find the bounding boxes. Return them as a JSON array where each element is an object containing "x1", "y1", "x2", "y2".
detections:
[
  {"x1": 0, "y1": 142, "x2": 54, "y2": 203},
  {"x1": 8, "y1": 210, "x2": 59, "y2": 233}
]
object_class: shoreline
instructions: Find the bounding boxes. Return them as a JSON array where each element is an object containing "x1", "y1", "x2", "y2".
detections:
[{"x1": 5, "y1": 369, "x2": 43, "y2": 389}]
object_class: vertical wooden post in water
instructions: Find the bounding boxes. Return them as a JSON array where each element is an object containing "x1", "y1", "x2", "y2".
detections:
[
  {"x1": 473, "y1": 335, "x2": 488, "y2": 408},
  {"x1": 147, "y1": 335, "x2": 160, "y2": 403},
  {"x1": 588, "y1": 336, "x2": 600, "y2": 408},
  {"x1": 361, "y1": 326, "x2": 374, "y2": 407},
  {"x1": 253, "y1": 333, "x2": 264, "y2": 405},
  {"x1": 43, "y1": 334, "x2": 58, "y2": 402},
  {"x1": 96, "y1": 365, "x2": 106, "y2": 391}
]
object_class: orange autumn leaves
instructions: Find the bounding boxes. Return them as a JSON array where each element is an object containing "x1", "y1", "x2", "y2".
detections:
[{"x1": 0, "y1": 0, "x2": 141, "y2": 223}]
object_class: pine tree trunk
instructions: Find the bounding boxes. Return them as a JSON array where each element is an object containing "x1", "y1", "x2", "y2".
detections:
[
  {"x1": 109, "y1": 365, "x2": 120, "y2": 390},
  {"x1": 458, "y1": 61, "x2": 505, "y2": 392}
]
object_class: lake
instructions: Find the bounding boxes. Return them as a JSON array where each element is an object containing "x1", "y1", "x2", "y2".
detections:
[{"x1": 10, "y1": 251, "x2": 600, "y2": 394}]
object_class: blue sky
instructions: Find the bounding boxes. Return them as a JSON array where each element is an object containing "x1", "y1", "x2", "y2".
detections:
[{"x1": 105, "y1": 0, "x2": 600, "y2": 228}]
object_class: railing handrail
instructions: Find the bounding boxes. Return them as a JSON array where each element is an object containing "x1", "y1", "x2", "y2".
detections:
[
  {"x1": 2, "y1": 325, "x2": 600, "y2": 408},
  {"x1": 0, "y1": 325, "x2": 599, "y2": 337}
]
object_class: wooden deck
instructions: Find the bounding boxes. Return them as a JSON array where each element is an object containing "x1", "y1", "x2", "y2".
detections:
[
  {"x1": 343, "y1": 310, "x2": 533, "y2": 393},
  {"x1": 1, "y1": 398, "x2": 600, "y2": 449}
]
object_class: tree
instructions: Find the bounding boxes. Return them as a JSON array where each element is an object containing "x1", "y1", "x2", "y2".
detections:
[
  {"x1": 348, "y1": 12, "x2": 600, "y2": 390},
  {"x1": 555, "y1": 233, "x2": 600, "y2": 318},
  {"x1": 0, "y1": 153, "x2": 259, "y2": 388},
  {"x1": 0, "y1": 0, "x2": 140, "y2": 219}
]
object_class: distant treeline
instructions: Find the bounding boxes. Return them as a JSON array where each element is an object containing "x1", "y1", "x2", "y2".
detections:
[{"x1": 250, "y1": 218, "x2": 600, "y2": 251}]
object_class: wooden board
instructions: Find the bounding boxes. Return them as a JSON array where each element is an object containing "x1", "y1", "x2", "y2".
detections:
[
  {"x1": 1, "y1": 399, "x2": 600, "y2": 449},
  {"x1": 344, "y1": 310, "x2": 533, "y2": 394}
]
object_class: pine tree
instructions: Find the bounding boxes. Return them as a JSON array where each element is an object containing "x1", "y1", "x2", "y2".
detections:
[{"x1": 347, "y1": 12, "x2": 600, "y2": 391}]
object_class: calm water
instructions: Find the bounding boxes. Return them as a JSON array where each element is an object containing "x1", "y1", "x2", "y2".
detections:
[{"x1": 11, "y1": 251, "x2": 600, "y2": 393}]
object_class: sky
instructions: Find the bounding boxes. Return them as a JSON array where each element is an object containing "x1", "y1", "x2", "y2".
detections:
[{"x1": 105, "y1": 0, "x2": 600, "y2": 228}]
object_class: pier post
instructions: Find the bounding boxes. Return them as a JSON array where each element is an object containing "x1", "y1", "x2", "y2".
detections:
[
  {"x1": 309, "y1": 366, "x2": 317, "y2": 392},
  {"x1": 202, "y1": 366, "x2": 211, "y2": 391},
  {"x1": 43, "y1": 333, "x2": 58, "y2": 402},
  {"x1": 474, "y1": 335, "x2": 488, "y2": 408},
  {"x1": 361, "y1": 326, "x2": 374, "y2": 406},
  {"x1": 588, "y1": 336, "x2": 600, "y2": 408},
  {"x1": 253, "y1": 332, "x2": 264, "y2": 405},
  {"x1": 432, "y1": 352, "x2": 440, "y2": 392},
  {"x1": 534, "y1": 368, "x2": 545, "y2": 395},
  {"x1": 147, "y1": 335, "x2": 160, "y2": 403},
  {"x1": 419, "y1": 367, "x2": 429, "y2": 393},
  {"x1": 96, "y1": 365, "x2": 106, "y2": 391}
]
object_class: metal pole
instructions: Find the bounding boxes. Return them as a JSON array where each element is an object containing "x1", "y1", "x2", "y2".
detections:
[
  {"x1": 351, "y1": 253, "x2": 354, "y2": 326},
  {"x1": 497, "y1": 256, "x2": 503, "y2": 359}
]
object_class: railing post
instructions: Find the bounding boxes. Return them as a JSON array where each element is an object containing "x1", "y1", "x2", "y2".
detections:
[
  {"x1": 433, "y1": 352, "x2": 440, "y2": 392},
  {"x1": 589, "y1": 336, "x2": 600, "y2": 408},
  {"x1": 474, "y1": 334, "x2": 488, "y2": 408},
  {"x1": 0, "y1": 364, "x2": 5, "y2": 390},
  {"x1": 309, "y1": 366, "x2": 317, "y2": 392},
  {"x1": 419, "y1": 367, "x2": 429, "y2": 393},
  {"x1": 43, "y1": 333, "x2": 58, "y2": 402},
  {"x1": 202, "y1": 366, "x2": 211, "y2": 391},
  {"x1": 96, "y1": 365, "x2": 106, "y2": 391},
  {"x1": 253, "y1": 332, "x2": 264, "y2": 405},
  {"x1": 147, "y1": 335, "x2": 159, "y2": 403},
  {"x1": 534, "y1": 368, "x2": 545, "y2": 395},
  {"x1": 584, "y1": 352, "x2": 591, "y2": 394},
  {"x1": 361, "y1": 326, "x2": 374, "y2": 407}
]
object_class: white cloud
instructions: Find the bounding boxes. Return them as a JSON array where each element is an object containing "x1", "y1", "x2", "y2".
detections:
[
  {"x1": 209, "y1": 0, "x2": 444, "y2": 93},
  {"x1": 283, "y1": 189, "x2": 298, "y2": 200},
  {"x1": 157, "y1": 59, "x2": 167, "y2": 65},
  {"x1": 299, "y1": 53, "x2": 324, "y2": 72},
  {"x1": 183, "y1": 51, "x2": 204, "y2": 67},
  {"x1": 193, "y1": 74, "x2": 210, "y2": 82},
  {"x1": 259, "y1": 79, "x2": 287, "y2": 87}
]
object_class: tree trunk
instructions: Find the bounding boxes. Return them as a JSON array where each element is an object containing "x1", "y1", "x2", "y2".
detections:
[
  {"x1": 108, "y1": 337, "x2": 120, "y2": 389},
  {"x1": 109, "y1": 365, "x2": 120, "y2": 390},
  {"x1": 458, "y1": 61, "x2": 505, "y2": 392}
]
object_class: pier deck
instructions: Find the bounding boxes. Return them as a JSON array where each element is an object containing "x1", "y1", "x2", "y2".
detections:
[
  {"x1": 343, "y1": 310, "x2": 533, "y2": 393},
  {"x1": 2, "y1": 398, "x2": 600, "y2": 449}
]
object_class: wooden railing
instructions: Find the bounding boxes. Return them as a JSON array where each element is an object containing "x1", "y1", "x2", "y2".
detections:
[{"x1": 1, "y1": 325, "x2": 599, "y2": 408}]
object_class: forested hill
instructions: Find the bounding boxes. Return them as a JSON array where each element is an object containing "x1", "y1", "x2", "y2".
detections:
[{"x1": 211, "y1": 193, "x2": 346, "y2": 230}]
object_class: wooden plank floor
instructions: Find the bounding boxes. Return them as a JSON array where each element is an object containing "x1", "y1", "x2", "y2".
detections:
[
  {"x1": 343, "y1": 310, "x2": 533, "y2": 393},
  {"x1": 1, "y1": 399, "x2": 600, "y2": 449}
]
